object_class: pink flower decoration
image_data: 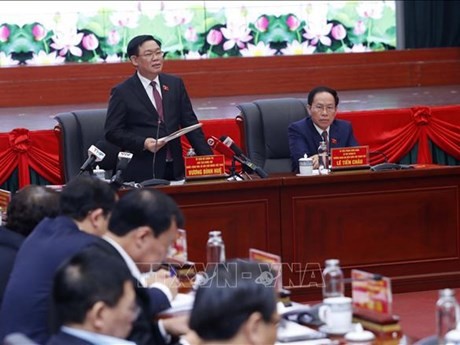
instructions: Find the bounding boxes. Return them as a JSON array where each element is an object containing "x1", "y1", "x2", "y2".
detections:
[
  {"x1": 107, "y1": 30, "x2": 120, "y2": 46},
  {"x1": 162, "y1": 84, "x2": 169, "y2": 92},
  {"x1": 354, "y1": 20, "x2": 366, "y2": 35},
  {"x1": 82, "y1": 34, "x2": 99, "y2": 51},
  {"x1": 286, "y1": 15, "x2": 300, "y2": 31},
  {"x1": 184, "y1": 26, "x2": 198, "y2": 42},
  {"x1": 206, "y1": 29, "x2": 223, "y2": 46},
  {"x1": 32, "y1": 24, "x2": 46, "y2": 41},
  {"x1": 0, "y1": 25, "x2": 10, "y2": 42},
  {"x1": 255, "y1": 16, "x2": 269, "y2": 32},
  {"x1": 331, "y1": 24, "x2": 346, "y2": 40}
]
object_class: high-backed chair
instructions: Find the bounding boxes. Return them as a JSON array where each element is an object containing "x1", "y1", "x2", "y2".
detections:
[
  {"x1": 54, "y1": 109, "x2": 119, "y2": 182},
  {"x1": 237, "y1": 98, "x2": 308, "y2": 174}
]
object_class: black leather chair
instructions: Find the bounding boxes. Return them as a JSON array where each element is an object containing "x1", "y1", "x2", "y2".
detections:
[
  {"x1": 237, "y1": 98, "x2": 308, "y2": 174},
  {"x1": 54, "y1": 109, "x2": 119, "y2": 182}
]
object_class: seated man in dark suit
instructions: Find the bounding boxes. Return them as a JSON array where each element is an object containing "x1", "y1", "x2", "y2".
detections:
[
  {"x1": 188, "y1": 260, "x2": 280, "y2": 345},
  {"x1": 0, "y1": 176, "x2": 116, "y2": 344},
  {"x1": 288, "y1": 86, "x2": 359, "y2": 171},
  {"x1": 94, "y1": 188, "x2": 188, "y2": 344},
  {"x1": 0, "y1": 185, "x2": 59, "y2": 307},
  {"x1": 48, "y1": 247, "x2": 138, "y2": 345}
]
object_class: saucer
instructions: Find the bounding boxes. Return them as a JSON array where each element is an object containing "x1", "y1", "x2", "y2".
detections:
[
  {"x1": 318, "y1": 324, "x2": 355, "y2": 335},
  {"x1": 296, "y1": 173, "x2": 312, "y2": 177}
]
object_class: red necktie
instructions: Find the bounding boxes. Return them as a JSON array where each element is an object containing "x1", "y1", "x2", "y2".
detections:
[{"x1": 151, "y1": 81, "x2": 164, "y2": 122}]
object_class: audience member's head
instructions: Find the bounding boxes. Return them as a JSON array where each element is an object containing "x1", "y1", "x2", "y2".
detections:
[
  {"x1": 60, "y1": 176, "x2": 116, "y2": 236},
  {"x1": 5, "y1": 185, "x2": 60, "y2": 237},
  {"x1": 108, "y1": 189, "x2": 184, "y2": 271},
  {"x1": 189, "y1": 260, "x2": 279, "y2": 345},
  {"x1": 306, "y1": 86, "x2": 340, "y2": 131},
  {"x1": 52, "y1": 247, "x2": 138, "y2": 339}
]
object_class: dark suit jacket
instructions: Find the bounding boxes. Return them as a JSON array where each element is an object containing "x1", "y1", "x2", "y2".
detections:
[
  {"x1": 83, "y1": 240, "x2": 168, "y2": 345},
  {"x1": 288, "y1": 117, "x2": 359, "y2": 172},
  {"x1": 105, "y1": 72, "x2": 213, "y2": 182},
  {"x1": 47, "y1": 331, "x2": 94, "y2": 345},
  {"x1": 0, "y1": 216, "x2": 98, "y2": 344},
  {"x1": 0, "y1": 226, "x2": 24, "y2": 308}
]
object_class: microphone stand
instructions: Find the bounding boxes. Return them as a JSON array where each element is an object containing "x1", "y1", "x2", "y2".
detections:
[
  {"x1": 227, "y1": 156, "x2": 244, "y2": 181},
  {"x1": 140, "y1": 119, "x2": 170, "y2": 187}
]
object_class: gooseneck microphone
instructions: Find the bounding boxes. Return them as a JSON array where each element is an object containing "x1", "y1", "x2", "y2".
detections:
[
  {"x1": 219, "y1": 136, "x2": 269, "y2": 178},
  {"x1": 207, "y1": 136, "x2": 235, "y2": 159},
  {"x1": 140, "y1": 119, "x2": 170, "y2": 187},
  {"x1": 78, "y1": 145, "x2": 106, "y2": 175}
]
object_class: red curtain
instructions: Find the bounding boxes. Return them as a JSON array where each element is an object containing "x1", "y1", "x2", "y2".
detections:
[
  {"x1": 0, "y1": 128, "x2": 62, "y2": 187},
  {"x1": 339, "y1": 105, "x2": 460, "y2": 165},
  {"x1": 0, "y1": 106, "x2": 459, "y2": 189}
]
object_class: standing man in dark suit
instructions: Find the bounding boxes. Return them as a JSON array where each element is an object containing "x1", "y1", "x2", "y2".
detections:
[
  {"x1": 105, "y1": 34, "x2": 213, "y2": 183},
  {"x1": 288, "y1": 86, "x2": 359, "y2": 172}
]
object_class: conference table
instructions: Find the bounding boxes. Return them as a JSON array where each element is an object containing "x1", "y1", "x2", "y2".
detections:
[{"x1": 151, "y1": 164, "x2": 460, "y2": 302}]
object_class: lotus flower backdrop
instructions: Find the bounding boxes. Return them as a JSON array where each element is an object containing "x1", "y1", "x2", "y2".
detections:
[{"x1": 0, "y1": 0, "x2": 396, "y2": 67}]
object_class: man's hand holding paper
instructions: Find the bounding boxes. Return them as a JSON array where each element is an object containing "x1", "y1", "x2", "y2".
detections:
[{"x1": 144, "y1": 137, "x2": 167, "y2": 153}]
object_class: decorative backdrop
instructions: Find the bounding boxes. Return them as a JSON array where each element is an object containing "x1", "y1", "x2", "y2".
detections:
[{"x1": 0, "y1": 0, "x2": 396, "y2": 66}]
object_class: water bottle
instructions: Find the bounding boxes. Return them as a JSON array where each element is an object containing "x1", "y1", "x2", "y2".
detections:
[
  {"x1": 318, "y1": 140, "x2": 329, "y2": 173},
  {"x1": 186, "y1": 148, "x2": 196, "y2": 157},
  {"x1": 206, "y1": 230, "x2": 226, "y2": 264},
  {"x1": 437, "y1": 288, "x2": 458, "y2": 345},
  {"x1": 322, "y1": 259, "x2": 345, "y2": 299}
]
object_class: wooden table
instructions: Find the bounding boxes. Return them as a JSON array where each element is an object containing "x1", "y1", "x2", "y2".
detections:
[{"x1": 150, "y1": 165, "x2": 460, "y2": 302}]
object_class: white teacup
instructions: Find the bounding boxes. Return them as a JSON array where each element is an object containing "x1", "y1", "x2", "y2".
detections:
[
  {"x1": 319, "y1": 296, "x2": 353, "y2": 333},
  {"x1": 298, "y1": 157, "x2": 313, "y2": 175}
]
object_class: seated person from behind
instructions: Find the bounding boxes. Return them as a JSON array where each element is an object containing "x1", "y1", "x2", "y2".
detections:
[
  {"x1": 47, "y1": 247, "x2": 138, "y2": 345},
  {"x1": 288, "y1": 86, "x2": 359, "y2": 171},
  {"x1": 0, "y1": 185, "x2": 59, "y2": 307},
  {"x1": 187, "y1": 260, "x2": 280, "y2": 345}
]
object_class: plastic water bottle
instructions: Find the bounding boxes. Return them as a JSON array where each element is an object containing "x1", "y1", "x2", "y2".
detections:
[
  {"x1": 186, "y1": 148, "x2": 196, "y2": 157},
  {"x1": 318, "y1": 140, "x2": 329, "y2": 173},
  {"x1": 206, "y1": 230, "x2": 226, "y2": 264},
  {"x1": 322, "y1": 259, "x2": 345, "y2": 299},
  {"x1": 437, "y1": 288, "x2": 458, "y2": 345}
]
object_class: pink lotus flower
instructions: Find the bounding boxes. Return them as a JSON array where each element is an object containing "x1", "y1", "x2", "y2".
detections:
[
  {"x1": 0, "y1": 25, "x2": 10, "y2": 42},
  {"x1": 32, "y1": 24, "x2": 46, "y2": 41},
  {"x1": 354, "y1": 20, "x2": 366, "y2": 35},
  {"x1": 286, "y1": 15, "x2": 300, "y2": 31},
  {"x1": 50, "y1": 30, "x2": 84, "y2": 57},
  {"x1": 221, "y1": 24, "x2": 252, "y2": 50},
  {"x1": 82, "y1": 34, "x2": 99, "y2": 51},
  {"x1": 184, "y1": 26, "x2": 198, "y2": 42},
  {"x1": 206, "y1": 29, "x2": 223, "y2": 46},
  {"x1": 107, "y1": 30, "x2": 120, "y2": 45},
  {"x1": 255, "y1": 16, "x2": 269, "y2": 32},
  {"x1": 304, "y1": 22, "x2": 333, "y2": 46},
  {"x1": 331, "y1": 24, "x2": 346, "y2": 40}
]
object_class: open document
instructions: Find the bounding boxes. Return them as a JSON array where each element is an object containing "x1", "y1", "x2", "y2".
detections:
[{"x1": 159, "y1": 123, "x2": 203, "y2": 143}]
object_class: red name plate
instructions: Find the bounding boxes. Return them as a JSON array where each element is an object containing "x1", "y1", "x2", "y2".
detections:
[
  {"x1": 185, "y1": 154, "x2": 226, "y2": 179},
  {"x1": 331, "y1": 146, "x2": 370, "y2": 170}
]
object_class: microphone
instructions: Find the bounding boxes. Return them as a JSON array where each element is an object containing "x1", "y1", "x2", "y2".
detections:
[
  {"x1": 219, "y1": 136, "x2": 269, "y2": 179},
  {"x1": 207, "y1": 136, "x2": 235, "y2": 159},
  {"x1": 110, "y1": 151, "x2": 133, "y2": 189},
  {"x1": 369, "y1": 150, "x2": 389, "y2": 163},
  {"x1": 78, "y1": 145, "x2": 106, "y2": 175},
  {"x1": 140, "y1": 120, "x2": 170, "y2": 187}
]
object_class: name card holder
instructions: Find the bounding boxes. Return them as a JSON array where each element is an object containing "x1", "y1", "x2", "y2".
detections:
[
  {"x1": 185, "y1": 154, "x2": 226, "y2": 180},
  {"x1": 331, "y1": 146, "x2": 370, "y2": 171}
]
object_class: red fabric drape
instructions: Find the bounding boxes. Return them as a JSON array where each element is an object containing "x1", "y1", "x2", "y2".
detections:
[
  {"x1": 338, "y1": 105, "x2": 460, "y2": 165},
  {"x1": 0, "y1": 106, "x2": 459, "y2": 189},
  {"x1": 0, "y1": 128, "x2": 62, "y2": 187}
]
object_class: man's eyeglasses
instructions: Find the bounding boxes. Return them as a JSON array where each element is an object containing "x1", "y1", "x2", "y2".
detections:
[
  {"x1": 139, "y1": 50, "x2": 165, "y2": 59},
  {"x1": 312, "y1": 104, "x2": 336, "y2": 114}
]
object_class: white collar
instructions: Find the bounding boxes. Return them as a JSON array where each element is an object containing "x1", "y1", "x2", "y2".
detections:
[
  {"x1": 102, "y1": 235, "x2": 144, "y2": 285},
  {"x1": 62, "y1": 326, "x2": 136, "y2": 345},
  {"x1": 313, "y1": 123, "x2": 330, "y2": 138}
]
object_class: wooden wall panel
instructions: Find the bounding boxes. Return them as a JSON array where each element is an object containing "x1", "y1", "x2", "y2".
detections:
[{"x1": 0, "y1": 47, "x2": 459, "y2": 107}]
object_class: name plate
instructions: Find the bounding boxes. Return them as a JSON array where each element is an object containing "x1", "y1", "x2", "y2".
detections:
[
  {"x1": 185, "y1": 154, "x2": 226, "y2": 179},
  {"x1": 331, "y1": 146, "x2": 370, "y2": 170}
]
